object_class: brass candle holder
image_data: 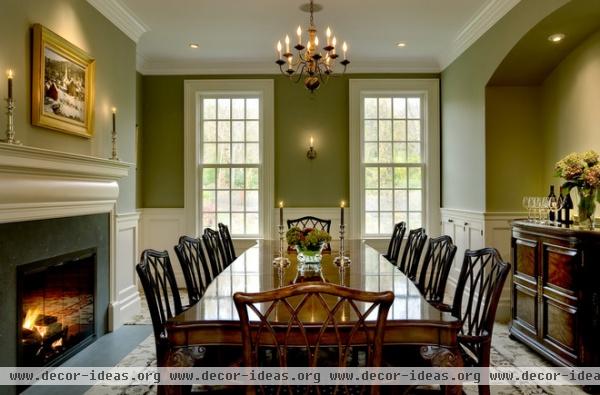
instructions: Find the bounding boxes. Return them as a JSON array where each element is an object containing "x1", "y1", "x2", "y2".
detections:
[
  {"x1": 272, "y1": 225, "x2": 290, "y2": 268},
  {"x1": 1, "y1": 98, "x2": 21, "y2": 145}
]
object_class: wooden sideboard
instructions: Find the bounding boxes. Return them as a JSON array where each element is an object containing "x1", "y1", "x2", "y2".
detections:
[{"x1": 510, "y1": 220, "x2": 600, "y2": 367}]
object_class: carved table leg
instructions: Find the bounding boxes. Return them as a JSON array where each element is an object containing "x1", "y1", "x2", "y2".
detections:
[
  {"x1": 161, "y1": 347, "x2": 199, "y2": 395},
  {"x1": 420, "y1": 346, "x2": 464, "y2": 395}
]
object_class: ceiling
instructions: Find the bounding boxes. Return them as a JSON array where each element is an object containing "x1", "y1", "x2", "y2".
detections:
[
  {"x1": 489, "y1": 0, "x2": 600, "y2": 86},
  {"x1": 88, "y1": 0, "x2": 521, "y2": 75}
]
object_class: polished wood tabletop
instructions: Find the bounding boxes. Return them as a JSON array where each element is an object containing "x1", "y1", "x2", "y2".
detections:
[
  {"x1": 168, "y1": 240, "x2": 460, "y2": 345},
  {"x1": 164, "y1": 240, "x2": 463, "y2": 395}
]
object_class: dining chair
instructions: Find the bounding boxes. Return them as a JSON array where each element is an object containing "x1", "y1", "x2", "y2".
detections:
[
  {"x1": 424, "y1": 248, "x2": 510, "y2": 395},
  {"x1": 286, "y1": 216, "x2": 332, "y2": 252},
  {"x1": 234, "y1": 282, "x2": 394, "y2": 395},
  {"x1": 416, "y1": 235, "x2": 457, "y2": 306},
  {"x1": 383, "y1": 221, "x2": 406, "y2": 265},
  {"x1": 398, "y1": 228, "x2": 428, "y2": 281},
  {"x1": 136, "y1": 249, "x2": 183, "y2": 365},
  {"x1": 202, "y1": 228, "x2": 228, "y2": 275},
  {"x1": 218, "y1": 222, "x2": 237, "y2": 265},
  {"x1": 174, "y1": 235, "x2": 212, "y2": 305}
]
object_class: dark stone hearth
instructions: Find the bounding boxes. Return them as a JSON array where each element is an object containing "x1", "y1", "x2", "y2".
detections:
[{"x1": 0, "y1": 214, "x2": 109, "y2": 374}]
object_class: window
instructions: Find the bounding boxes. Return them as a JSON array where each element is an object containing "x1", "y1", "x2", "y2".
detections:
[
  {"x1": 184, "y1": 80, "x2": 274, "y2": 239},
  {"x1": 349, "y1": 79, "x2": 440, "y2": 239},
  {"x1": 363, "y1": 96, "x2": 424, "y2": 234},
  {"x1": 200, "y1": 97, "x2": 261, "y2": 235}
]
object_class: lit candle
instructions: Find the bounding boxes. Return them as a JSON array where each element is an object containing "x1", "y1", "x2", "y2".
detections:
[
  {"x1": 340, "y1": 201, "x2": 345, "y2": 226},
  {"x1": 326, "y1": 27, "x2": 332, "y2": 46},
  {"x1": 285, "y1": 35, "x2": 290, "y2": 53},
  {"x1": 315, "y1": 36, "x2": 319, "y2": 49},
  {"x1": 287, "y1": 55, "x2": 293, "y2": 69},
  {"x1": 111, "y1": 107, "x2": 116, "y2": 132},
  {"x1": 342, "y1": 42, "x2": 348, "y2": 60},
  {"x1": 279, "y1": 201, "x2": 284, "y2": 227},
  {"x1": 7, "y1": 69, "x2": 13, "y2": 99},
  {"x1": 276, "y1": 41, "x2": 282, "y2": 59},
  {"x1": 297, "y1": 26, "x2": 302, "y2": 45},
  {"x1": 310, "y1": 136, "x2": 314, "y2": 148},
  {"x1": 332, "y1": 37, "x2": 337, "y2": 55}
]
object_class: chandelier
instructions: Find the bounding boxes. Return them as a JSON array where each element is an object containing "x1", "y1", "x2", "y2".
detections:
[{"x1": 275, "y1": 0, "x2": 350, "y2": 92}]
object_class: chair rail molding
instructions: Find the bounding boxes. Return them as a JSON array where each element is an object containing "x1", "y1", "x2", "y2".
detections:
[
  {"x1": 0, "y1": 143, "x2": 136, "y2": 330},
  {"x1": 440, "y1": 208, "x2": 525, "y2": 322}
]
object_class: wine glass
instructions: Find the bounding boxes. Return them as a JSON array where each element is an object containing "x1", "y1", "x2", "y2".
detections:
[
  {"x1": 549, "y1": 195, "x2": 564, "y2": 225},
  {"x1": 540, "y1": 197, "x2": 551, "y2": 223},
  {"x1": 533, "y1": 197, "x2": 543, "y2": 223},
  {"x1": 523, "y1": 196, "x2": 532, "y2": 221}
]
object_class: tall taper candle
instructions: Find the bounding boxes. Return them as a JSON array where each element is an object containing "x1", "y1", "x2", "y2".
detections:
[
  {"x1": 112, "y1": 107, "x2": 116, "y2": 131},
  {"x1": 7, "y1": 70, "x2": 13, "y2": 99},
  {"x1": 340, "y1": 201, "x2": 345, "y2": 226},
  {"x1": 279, "y1": 201, "x2": 284, "y2": 227}
]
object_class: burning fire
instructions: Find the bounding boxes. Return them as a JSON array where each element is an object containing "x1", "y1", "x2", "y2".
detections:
[
  {"x1": 51, "y1": 338, "x2": 63, "y2": 349},
  {"x1": 23, "y1": 308, "x2": 41, "y2": 331}
]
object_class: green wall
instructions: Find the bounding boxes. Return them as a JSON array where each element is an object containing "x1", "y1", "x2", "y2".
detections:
[
  {"x1": 140, "y1": 73, "x2": 437, "y2": 208},
  {"x1": 485, "y1": 86, "x2": 544, "y2": 211},
  {"x1": 441, "y1": 0, "x2": 567, "y2": 212},
  {"x1": 541, "y1": 29, "x2": 600, "y2": 189},
  {"x1": 0, "y1": 0, "x2": 138, "y2": 213}
]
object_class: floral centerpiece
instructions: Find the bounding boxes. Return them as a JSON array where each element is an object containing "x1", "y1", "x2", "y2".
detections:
[
  {"x1": 555, "y1": 150, "x2": 600, "y2": 227},
  {"x1": 286, "y1": 227, "x2": 331, "y2": 264}
]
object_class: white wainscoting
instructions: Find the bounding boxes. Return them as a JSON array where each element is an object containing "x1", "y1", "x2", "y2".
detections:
[
  {"x1": 110, "y1": 212, "x2": 141, "y2": 329},
  {"x1": 440, "y1": 208, "x2": 524, "y2": 323},
  {"x1": 140, "y1": 208, "x2": 187, "y2": 285}
]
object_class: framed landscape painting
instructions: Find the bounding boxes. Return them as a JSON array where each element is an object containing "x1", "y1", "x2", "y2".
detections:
[{"x1": 32, "y1": 24, "x2": 95, "y2": 138}]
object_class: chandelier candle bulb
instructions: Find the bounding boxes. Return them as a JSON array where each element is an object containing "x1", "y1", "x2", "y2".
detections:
[
  {"x1": 342, "y1": 42, "x2": 347, "y2": 59},
  {"x1": 277, "y1": 41, "x2": 282, "y2": 59},
  {"x1": 297, "y1": 26, "x2": 302, "y2": 44},
  {"x1": 285, "y1": 35, "x2": 290, "y2": 53},
  {"x1": 326, "y1": 27, "x2": 331, "y2": 45},
  {"x1": 7, "y1": 69, "x2": 13, "y2": 99}
]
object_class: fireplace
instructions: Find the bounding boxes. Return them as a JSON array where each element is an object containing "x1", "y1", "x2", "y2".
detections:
[{"x1": 18, "y1": 248, "x2": 97, "y2": 367}]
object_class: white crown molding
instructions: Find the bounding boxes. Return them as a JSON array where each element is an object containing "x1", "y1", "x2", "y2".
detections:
[
  {"x1": 441, "y1": 0, "x2": 521, "y2": 69},
  {"x1": 87, "y1": 0, "x2": 149, "y2": 43},
  {"x1": 137, "y1": 59, "x2": 441, "y2": 76}
]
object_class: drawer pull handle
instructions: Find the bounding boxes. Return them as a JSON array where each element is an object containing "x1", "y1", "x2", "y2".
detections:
[
  {"x1": 448, "y1": 219, "x2": 454, "y2": 223},
  {"x1": 464, "y1": 222, "x2": 469, "y2": 226}
]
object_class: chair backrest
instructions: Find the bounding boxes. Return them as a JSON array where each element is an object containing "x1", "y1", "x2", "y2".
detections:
[
  {"x1": 451, "y1": 248, "x2": 510, "y2": 354},
  {"x1": 202, "y1": 228, "x2": 228, "y2": 275},
  {"x1": 174, "y1": 235, "x2": 211, "y2": 304},
  {"x1": 218, "y1": 223, "x2": 237, "y2": 265},
  {"x1": 398, "y1": 228, "x2": 428, "y2": 280},
  {"x1": 286, "y1": 216, "x2": 332, "y2": 233},
  {"x1": 384, "y1": 222, "x2": 406, "y2": 264},
  {"x1": 234, "y1": 282, "x2": 393, "y2": 370},
  {"x1": 417, "y1": 235, "x2": 457, "y2": 304},
  {"x1": 136, "y1": 249, "x2": 182, "y2": 358}
]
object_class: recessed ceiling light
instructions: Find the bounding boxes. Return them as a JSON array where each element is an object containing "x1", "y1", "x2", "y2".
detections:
[
  {"x1": 548, "y1": 33, "x2": 565, "y2": 43},
  {"x1": 397, "y1": 42, "x2": 406, "y2": 47},
  {"x1": 189, "y1": 43, "x2": 199, "y2": 49}
]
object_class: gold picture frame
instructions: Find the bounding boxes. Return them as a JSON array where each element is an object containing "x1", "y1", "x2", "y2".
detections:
[{"x1": 32, "y1": 24, "x2": 95, "y2": 138}]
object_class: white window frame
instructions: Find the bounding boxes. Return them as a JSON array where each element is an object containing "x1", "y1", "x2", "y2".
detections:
[
  {"x1": 349, "y1": 79, "x2": 440, "y2": 240},
  {"x1": 184, "y1": 80, "x2": 274, "y2": 240}
]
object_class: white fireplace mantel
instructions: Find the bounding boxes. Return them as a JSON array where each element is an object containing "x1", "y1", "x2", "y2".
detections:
[
  {"x1": 0, "y1": 143, "x2": 138, "y2": 331},
  {"x1": 0, "y1": 143, "x2": 130, "y2": 223}
]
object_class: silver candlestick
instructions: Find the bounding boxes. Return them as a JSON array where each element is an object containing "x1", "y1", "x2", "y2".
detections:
[
  {"x1": 110, "y1": 127, "x2": 119, "y2": 160},
  {"x1": 334, "y1": 224, "x2": 351, "y2": 267},
  {"x1": 273, "y1": 225, "x2": 290, "y2": 267},
  {"x1": 1, "y1": 98, "x2": 21, "y2": 145}
]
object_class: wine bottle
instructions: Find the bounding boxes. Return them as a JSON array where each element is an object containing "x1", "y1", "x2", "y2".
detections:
[
  {"x1": 563, "y1": 193, "x2": 574, "y2": 225},
  {"x1": 548, "y1": 186, "x2": 556, "y2": 221}
]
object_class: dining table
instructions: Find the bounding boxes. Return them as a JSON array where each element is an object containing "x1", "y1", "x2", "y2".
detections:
[{"x1": 165, "y1": 240, "x2": 464, "y2": 394}]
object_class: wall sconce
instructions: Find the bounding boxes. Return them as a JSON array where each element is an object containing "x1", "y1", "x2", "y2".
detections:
[{"x1": 307, "y1": 136, "x2": 317, "y2": 160}]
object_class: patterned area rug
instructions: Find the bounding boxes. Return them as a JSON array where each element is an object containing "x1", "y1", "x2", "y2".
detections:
[{"x1": 86, "y1": 320, "x2": 587, "y2": 395}]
